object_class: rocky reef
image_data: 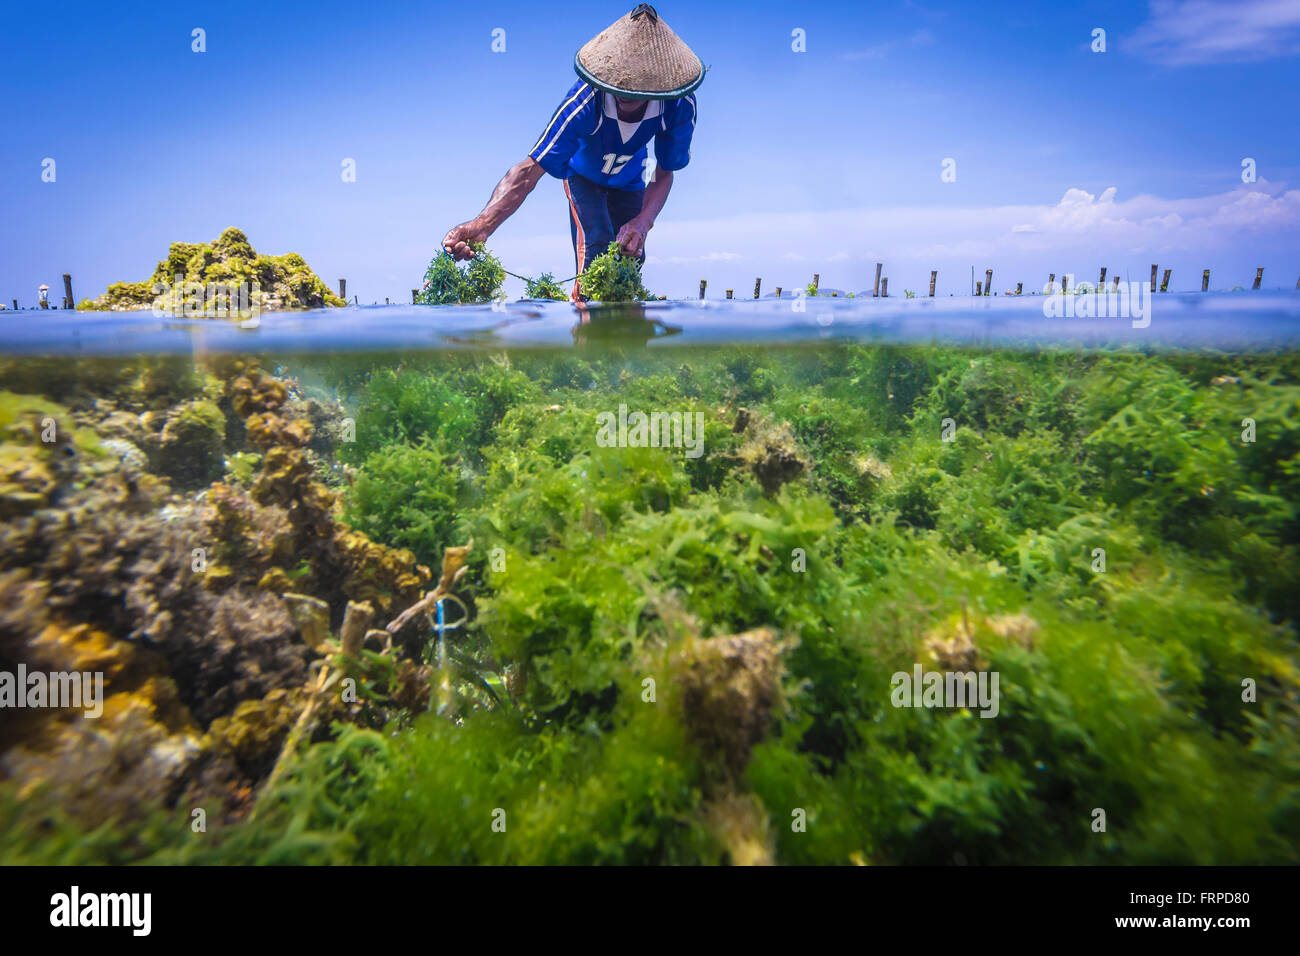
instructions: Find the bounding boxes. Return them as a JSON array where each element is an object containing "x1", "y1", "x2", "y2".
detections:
[
  {"x1": 0, "y1": 354, "x2": 433, "y2": 834},
  {"x1": 78, "y1": 228, "x2": 346, "y2": 313}
]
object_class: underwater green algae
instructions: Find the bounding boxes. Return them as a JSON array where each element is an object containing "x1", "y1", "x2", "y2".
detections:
[{"x1": 1, "y1": 344, "x2": 1298, "y2": 865}]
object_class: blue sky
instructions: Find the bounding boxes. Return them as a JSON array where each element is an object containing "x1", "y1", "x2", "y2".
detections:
[{"x1": 2, "y1": 0, "x2": 1299, "y2": 304}]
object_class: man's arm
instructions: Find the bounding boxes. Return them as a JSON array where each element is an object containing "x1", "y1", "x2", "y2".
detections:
[
  {"x1": 442, "y1": 157, "x2": 547, "y2": 261},
  {"x1": 614, "y1": 168, "x2": 673, "y2": 258}
]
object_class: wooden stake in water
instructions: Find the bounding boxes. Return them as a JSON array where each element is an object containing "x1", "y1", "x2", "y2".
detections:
[
  {"x1": 1202, "y1": 269, "x2": 1210, "y2": 292},
  {"x1": 775, "y1": 287, "x2": 782, "y2": 298},
  {"x1": 62, "y1": 273, "x2": 73, "y2": 309},
  {"x1": 726, "y1": 289, "x2": 733, "y2": 299},
  {"x1": 1016, "y1": 282, "x2": 1023, "y2": 295},
  {"x1": 1098, "y1": 267, "x2": 1107, "y2": 291},
  {"x1": 1161, "y1": 269, "x2": 1171, "y2": 292},
  {"x1": 812, "y1": 273, "x2": 820, "y2": 295},
  {"x1": 1150, "y1": 264, "x2": 1158, "y2": 291},
  {"x1": 985, "y1": 269, "x2": 993, "y2": 297},
  {"x1": 339, "y1": 279, "x2": 346, "y2": 300},
  {"x1": 411, "y1": 289, "x2": 417, "y2": 304},
  {"x1": 385, "y1": 297, "x2": 390, "y2": 305},
  {"x1": 699, "y1": 280, "x2": 707, "y2": 300},
  {"x1": 929, "y1": 271, "x2": 937, "y2": 297},
  {"x1": 874, "y1": 263, "x2": 882, "y2": 297},
  {"x1": 1111, "y1": 276, "x2": 1120, "y2": 292},
  {"x1": 881, "y1": 277, "x2": 889, "y2": 297},
  {"x1": 975, "y1": 281, "x2": 982, "y2": 296},
  {"x1": 1253, "y1": 267, "x2": 1264, "y2": 290},
  {"x1": 10, "y1": 300, "x2": 16, "y2": 311},
  {"x1": 1062, "y1": 274, "x2": 1070, "y2": 294},
  {"x1": 754, "y1": 278, "x2": 761, "y2": 299},
  {"x1": 1048, "y1": 273, "x2": 1056, "y2": 293},
  {"x1": 340, "y1": 600, "x2": 373, "y2": 659}
]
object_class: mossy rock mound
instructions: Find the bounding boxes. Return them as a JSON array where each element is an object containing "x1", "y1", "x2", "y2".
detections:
[{"x1": 80, "y1": 228, "x2": 346, "y2": 313}]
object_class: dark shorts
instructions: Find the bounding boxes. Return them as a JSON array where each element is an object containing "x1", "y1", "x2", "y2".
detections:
[{"x1": 564, "y1": 173, "x2": 646, "y2": 300}]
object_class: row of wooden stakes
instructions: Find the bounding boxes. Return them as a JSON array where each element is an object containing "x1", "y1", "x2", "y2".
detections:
[
  {"x1": 10, "y1": 266, "x2": 1293, "y2": 311},
  {"x1": 698, "y1": 264, "x2": 1294, "y2": 300}
]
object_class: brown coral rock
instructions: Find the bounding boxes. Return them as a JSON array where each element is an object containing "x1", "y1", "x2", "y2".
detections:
[
  {"x1": 923, "y1": 614, "x2": 984, "y2": 673},
  {"x1": 674, "y1": 628, "x2": 784, "y2": 781}
]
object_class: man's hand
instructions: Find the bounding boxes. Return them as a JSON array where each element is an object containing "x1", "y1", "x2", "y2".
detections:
[
  {"x1": 615, "y1": 216, "x2": 652, "y2": 258},
  {"x1": 442, "y1": 220, "x2": 489, "y2": 261}
]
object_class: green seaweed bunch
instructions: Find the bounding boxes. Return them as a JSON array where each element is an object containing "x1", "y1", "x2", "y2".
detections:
[
  {"x1": 418, "y1": 243, "x2": 506, "y2": 305},
  {"x1": 524, "y1": 272, "x2": 569, "y2": 301},
  {"x1": 343, "y1": 438, "x2": 470, "y2": 568},
  {"x1": 581, "y1": 242, "x2": 652, "y2": 302}
]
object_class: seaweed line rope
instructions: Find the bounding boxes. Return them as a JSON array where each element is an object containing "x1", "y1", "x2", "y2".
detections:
[{"x1": 421, "y1": 249, "x2": 590, "y2": 293}]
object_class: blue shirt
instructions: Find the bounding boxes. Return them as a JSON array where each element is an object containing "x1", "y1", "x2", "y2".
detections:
[{"x1": 529, "y1": 80, "x2": 697, "y2": 191}]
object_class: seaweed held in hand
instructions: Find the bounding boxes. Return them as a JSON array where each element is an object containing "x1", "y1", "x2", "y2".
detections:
[
  {"x1": 418, "y1": 243, "x2": 506, "y2": 305},
  {"x1": 581, "y1": 242, "x2": 653, "y2": 302}
]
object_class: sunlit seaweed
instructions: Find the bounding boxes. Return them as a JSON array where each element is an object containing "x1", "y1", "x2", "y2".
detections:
[{"x1": 1, "y1": 344, "x2": 1297, "y2": 865}]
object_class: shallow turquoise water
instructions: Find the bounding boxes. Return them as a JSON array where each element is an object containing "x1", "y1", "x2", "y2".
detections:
[{"x1": 3, "y1": 291, "x2": 1299, "y2": 356}]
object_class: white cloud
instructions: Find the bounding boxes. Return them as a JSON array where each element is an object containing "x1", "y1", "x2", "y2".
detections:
[
  {"x1": 1127, "y1": 0, "x2": 1300, "y2": 65},
  {"x1": 1008, "y1": 184, "x2": 1300, "y2": 245}
]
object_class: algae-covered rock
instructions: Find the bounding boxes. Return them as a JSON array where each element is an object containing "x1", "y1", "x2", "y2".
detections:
[
  {"x1": 0, "y1": 358, "x2": 437, "y2": 848},
  {"x1": 224, "y1": 363, "x2": 289, "y2": 417},
  {"x1": 0, "y1": 390, "x2": 105, "y2": 516},
  {"x1": 735, "y1": 413, "x2": 807, "y2": 496},
  {"x1": 282, "y1": 592, "x2": 331, "y2": 650},
  {"x1": 203, "y1": 358, "x2": 431, "y2": 622},
  {"x1": 0, "y1": 444, "x2": 56, "y2": 518},
  {"x1": 0, "y1": 569, "x2": 206, "y2": 827},
  {"x1": 206, "y1": 687, "x2": 304, "y2": 777},
  {"x1": 169, "y1": 589, "x2": 310, "y2": 727},
  {"x1": 139, "y1": 398, "x2": 227, "y2": 489},
  {"x1": 1, "y1": 697, "x2": 203, "y2": 828},
  {"x1": 673, "y1": 628, "x2": 785, "y2": 781},
  {"x1": 702, "y1": 790, "x2": 775, "y2": 866},
  {"x1": 80, "y1": 227, "x2": 346, "y2": 313}
]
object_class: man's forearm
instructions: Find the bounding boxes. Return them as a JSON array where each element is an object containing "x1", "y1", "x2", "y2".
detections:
[
  {"x1": 476, "y1": 158, "x2": 546, "y2": 234},
  {"x1": 636, "y1": 168, "x2": 674, "y2": 226}
]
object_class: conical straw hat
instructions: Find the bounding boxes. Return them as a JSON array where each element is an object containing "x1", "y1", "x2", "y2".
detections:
[{"x1": 575, "y1": 4, "x2": 704, "y2": 99}]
